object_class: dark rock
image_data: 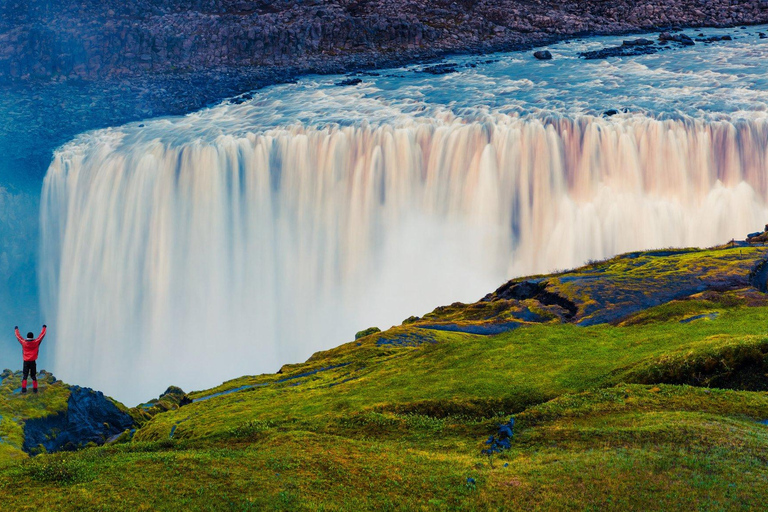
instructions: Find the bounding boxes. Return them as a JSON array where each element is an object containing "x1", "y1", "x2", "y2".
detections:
[
  {"x1": 533, "y1": 50, "x2": 552, "y2": 60},
  {"x1": 760, "y1": 33, "x2": 767, "y2": 39},
  {"x1": 4, "y1": 0, "x2": 765, "y2": 84},
  {"x1": 659, "y1": 32, "x2": 695, "y2": 45},
  {"x1": 421, "y1": 63, "x2": 458, "y2": 75},
  {"x1": 749, "y1": 259, "x2": 768, "y2": 293},
  {"x1": 335, "y1": 77, "x2": 363, "y2": 86},
  {"x1": 484, "y1": 280, "x2": 578, "y2": 320},
  {"x1": 160, "y1": 386, "x2": 186, "y2": 398},
  {"x1": 622, "y1": 38, "x2": 653, "y2": 46},
  {"x1": 131, "y1": 385, "x2": 192, "y2": 421},
  {"x1": 22, "y1": 386, "x2": 134, "y2": 454},
  {"x1": 700, "y1": 35, "x2": 732, "y2": 43},
  {"x1": 603, "y1": 109, "x2": 620, "y2": 116},
  {"x1": 580, "y1": 43, "x2": 658, "y2": 59},
  {"x1": 228, "y1": 92, "x2": 254, "y2": 104}
]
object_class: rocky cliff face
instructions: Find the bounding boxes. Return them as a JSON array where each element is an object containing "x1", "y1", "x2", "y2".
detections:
[{"x1": 1, "y1": 0, "x2": 766, "y2": 82}]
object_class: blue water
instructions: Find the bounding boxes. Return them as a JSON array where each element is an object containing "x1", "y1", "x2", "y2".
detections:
[{"x1": 98, "y1": 24, "x2": 768, "y2": 152}]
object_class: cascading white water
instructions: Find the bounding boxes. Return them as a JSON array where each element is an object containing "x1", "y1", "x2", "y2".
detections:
[
  {"x1": 39, "y1": 27, "x2": 768, "y2": 404},
  {"x1": 41, "y1": 115, "x2": 768, "y2": 404}
]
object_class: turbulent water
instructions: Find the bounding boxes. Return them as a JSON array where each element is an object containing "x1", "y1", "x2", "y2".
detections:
[{"x1": 41, "y1": 26, "x2": 768, "y2": 404}]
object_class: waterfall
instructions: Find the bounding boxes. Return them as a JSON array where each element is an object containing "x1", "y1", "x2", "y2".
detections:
[{"x1": 40, "y1": 115, "x2": 768, "y2": 404}]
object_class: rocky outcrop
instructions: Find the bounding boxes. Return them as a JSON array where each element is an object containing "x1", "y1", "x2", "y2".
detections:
[
  {"x1": 418, "y1": 245, "x2": 768, "y2": 331},
  {"x1": 22, "y1": 386, "x2": 134, "y2": 454},
  {"x1": 1, "y1": 0, "x2": 766, "y2": 82},
  {"x1": 580, "y1": 37, "x2": 659, "y2": 59},
  {"x1": 131, "y1": 385, "x2": 192, "y2": 425},
  {"x1": 1, "y1": 370, "x2": 134, "y2": 455}
]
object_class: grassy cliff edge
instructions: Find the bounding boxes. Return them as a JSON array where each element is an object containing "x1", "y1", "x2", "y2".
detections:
[{"x1": 2, "y1": 243, "x2": 768, "y2": 510}]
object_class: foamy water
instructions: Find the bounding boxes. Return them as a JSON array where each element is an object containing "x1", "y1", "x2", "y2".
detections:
[{"x1": 41, "y1": 25, "x2": 768, "y2": 404}]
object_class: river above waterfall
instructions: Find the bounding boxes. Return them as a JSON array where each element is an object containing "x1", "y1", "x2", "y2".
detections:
[
  {"x1": 41, "y1": 25, "x2": 768, "y2": 404},
  {"x1": 63, "y1": 24, "x2": 768, "y2": 153}
]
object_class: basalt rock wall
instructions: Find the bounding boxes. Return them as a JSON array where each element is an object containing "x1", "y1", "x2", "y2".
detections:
[{"x1": 1, "y1": 0, "x2": 767, "y2": 82}]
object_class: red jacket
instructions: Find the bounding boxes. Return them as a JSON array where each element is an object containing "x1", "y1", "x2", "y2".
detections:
[{"x1": 16, "y1": 326, "x2": 46, "y2": 362}]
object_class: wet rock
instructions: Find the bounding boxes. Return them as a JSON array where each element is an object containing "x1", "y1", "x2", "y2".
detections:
[
  {"x1": 580, "y1": 42, "x2": 658, "y2": 59},
  {"x1": 659, "y1": 32, "x2": 695, "y2": 45},
  {"x1": 335, "y1": 77, "x2": 363, "y2": 86},
  {"x1": 533, "y1": 50, "x2": 552, "y2": 60},
  {"x1": 700, "y1": 35, "x2": 732, "y2": 43},
  {"x1": 622, "y1": 38, "x2": 654, "y2": 46},
  {"x1": 421, "y1": 63, "x2": 458, "y2": 75}
]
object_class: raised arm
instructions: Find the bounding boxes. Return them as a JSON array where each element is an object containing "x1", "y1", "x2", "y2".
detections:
[
  {"x1": 14, "y1": 326, "x2": 24, "y2": 344},
  {"x1": 35, "y1": 325, "x2": 47, "y2": 343}
]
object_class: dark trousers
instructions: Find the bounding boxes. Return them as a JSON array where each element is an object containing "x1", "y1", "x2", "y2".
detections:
[{"x1": 22, "y1": 360, "x2": 37, "y2": 381}]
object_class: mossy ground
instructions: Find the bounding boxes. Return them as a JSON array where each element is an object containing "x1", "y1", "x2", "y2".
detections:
[
  {"x1": 2, "y1": 245, "x2": 768, "y2": 510},
  {"x1": 0, "y1": 371, "x2": 70, "y2": 465}
]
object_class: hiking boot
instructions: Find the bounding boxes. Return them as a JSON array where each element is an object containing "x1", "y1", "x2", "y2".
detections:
[
  {"x1": 33, "y1": 388, "x2": 38, "y2": 394},
  {"x1": 21, "y1": 388, "x2": 27, "y2": 394}
]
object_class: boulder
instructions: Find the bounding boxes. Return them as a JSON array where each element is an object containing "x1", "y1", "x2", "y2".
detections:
[
  {"x1": 622, "y1": 38, "x2": 653, "y2": 46},
  {"x1": 580, "y1": 44, "x2": 658, "y2": 59},
  {"x1": 700, "y1": 35, "x2": 732, "y2": 43},
  {"x1": 22, "y1": 386, "x2": 134, "y2": 454},
  {"x1": 421, "y1": 63, "x2": 458, "y2": 75},
  {"x1": 335, "y1": 77, "x2": 363, "y2": 86},
  {"x1": 131, "y1": 385, "x2": 193, "y2": 421},
  {"x1": 533, "y1": 50, "x2": 552, "y2": 60},
  {"x1": 659, "y1": 32, "x2": 695, "y2": 45}
]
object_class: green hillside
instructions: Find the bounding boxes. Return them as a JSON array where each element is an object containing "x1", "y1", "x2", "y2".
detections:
[{"x1": 2, "y1": 244, "x2": 768, "y2": 510}]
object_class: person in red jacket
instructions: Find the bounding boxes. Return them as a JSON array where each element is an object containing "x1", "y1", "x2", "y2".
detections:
[{"x1": 15, "y1": 325, "x2": 47, "y2": 394}]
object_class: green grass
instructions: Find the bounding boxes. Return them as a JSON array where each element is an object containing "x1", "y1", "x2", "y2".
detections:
[
  {"x1": 2, "y1": 245, "x2": 768, "y2": 509},
  {"x1": 0, "y1": 371, "x2": 71, "y2": 463}
]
